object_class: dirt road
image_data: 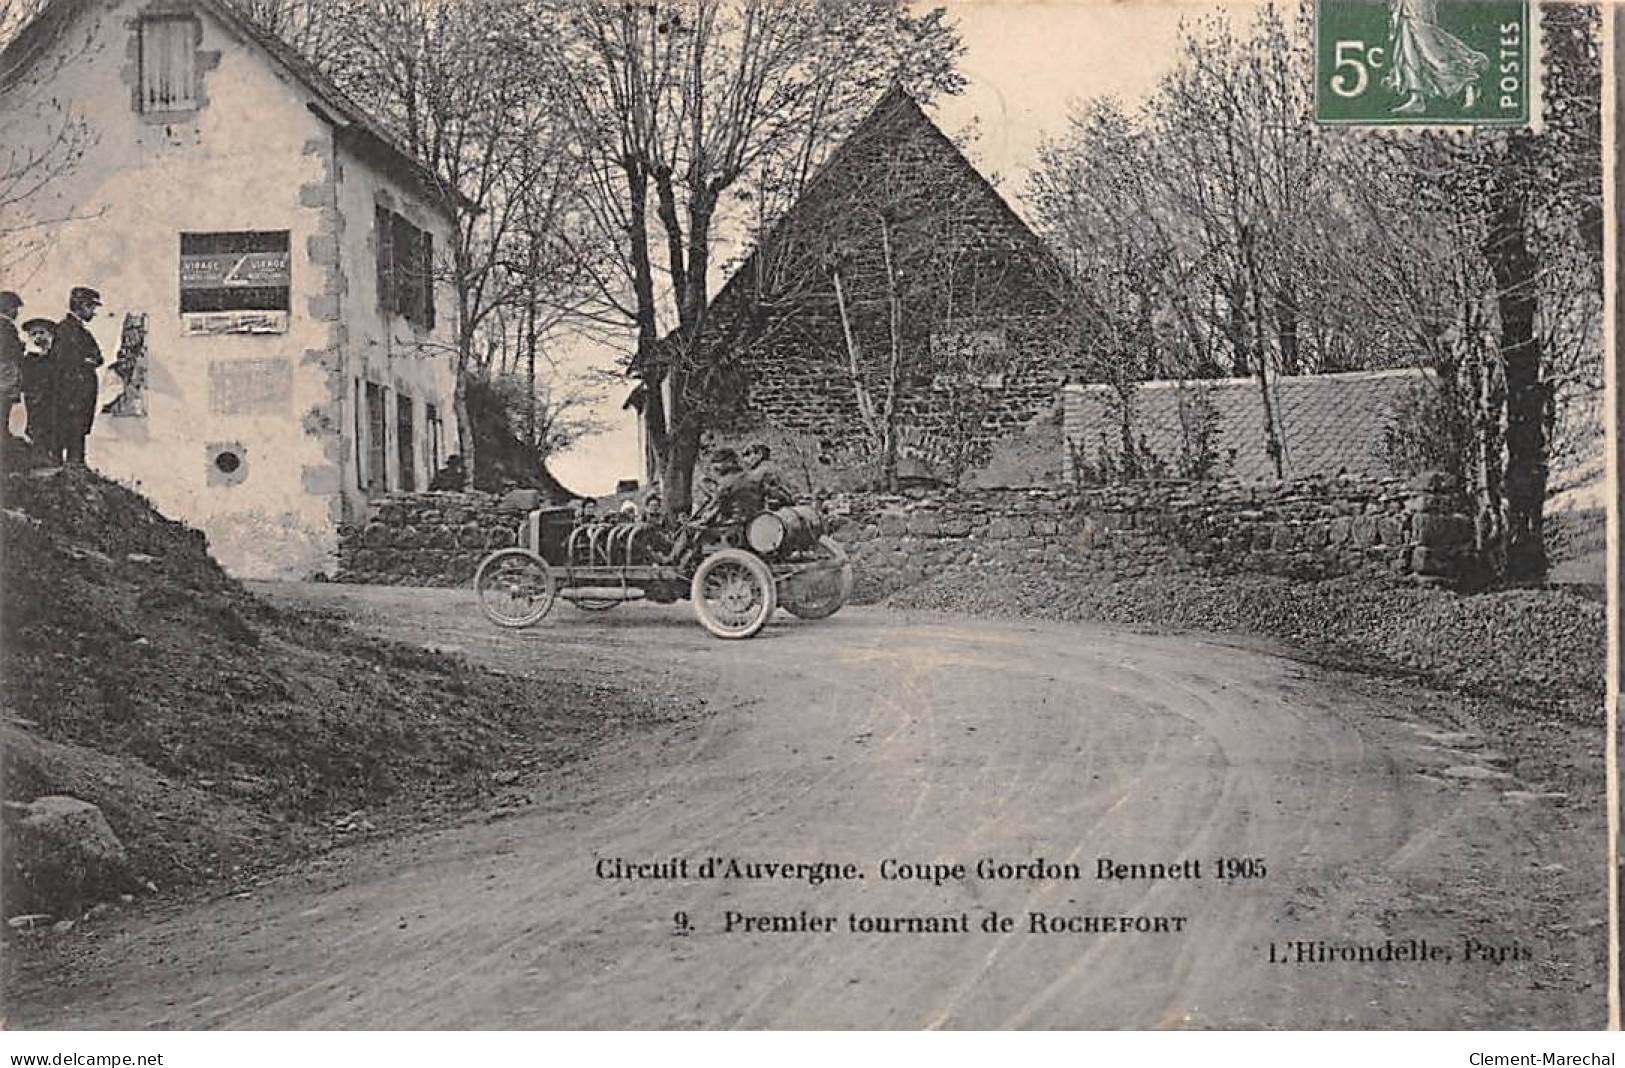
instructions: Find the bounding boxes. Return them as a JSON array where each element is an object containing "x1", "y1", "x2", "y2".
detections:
[{"x1": 16, "y1": 584, "x2": 1605, "y2": 1028}]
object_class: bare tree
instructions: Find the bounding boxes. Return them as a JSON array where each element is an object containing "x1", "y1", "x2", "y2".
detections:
[
  {"x1": 0, "y1": 0, "x2": 98, "y2": 281},
  {"x1": 1335, "y1": 3, "x2": 1601, "y2": 582},
  {"x1": 544, "y1": 0, "x2": 963, "y2": 512},
  {"x1": 1031, "y1": 5, "x2": 1347, "y2": 478},
  {"x1": 300, "y1": 0, "x2": 593, "y2": 488},
  {"x1": 1026, "y1": 2, "x2": 1601, "y2": 580},
  {"x1": 225, "y1": 0, "x2": 355, "y2": 61}
]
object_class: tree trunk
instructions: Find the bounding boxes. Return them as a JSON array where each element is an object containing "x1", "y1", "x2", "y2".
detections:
[
  {"x1": 524, "y1": 269, "x2": 537, "y2": 447},
  {"x1": 626, "y1": 163, "x2": 671, "y2": 496},
  {"x1": 830, "y1": 268, "x2": 882, "y2": 445},
  {"x1": 1275, "y1": 289, "x2": 1300, "y2": 377},
  {"x1": 453, "y1": 368, "x2": 475, "y2": 491},
  {"x1": 879, "y1": 219, "x2": 901, "y2": 493},
  {"x1": 649, "y1": 176, "x2": 720, "y2": 513},
  {"x1": 1223, "y1": 276, "x2": 1251, "y2": 377},
  {"x1": 455, "y1": 278, "x2": 478, "y2": 490},
  {"x1": 1244, "y1": 234, "x2": 1283, "y2": 480},
  {"x1": 683, "y1": 190, "x2": 718, "y2": 334},
  {"x1": 1484, "y1": 179, "x2": 1547, "y2": 583},
  {"x1": 1472, "y1": 341, "x2": 1507, "y2": 574},
  {"x1": 661, "y1": 421, "x2": 702, "y2": 528},
  {"x1": 1117, "y1": 382, "x2": 1137, "y2": 479}
]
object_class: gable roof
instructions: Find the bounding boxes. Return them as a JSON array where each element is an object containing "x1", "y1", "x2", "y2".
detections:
[
  {"x1": 1063, "y1": 368, "x2": 1432, "y2": 483},
  {"x1": 0, "y1": 0, "x2": 453, "y2": 216},
  {"x1": 701, "y1": 84, "x2": 1067, "y2": 328}
]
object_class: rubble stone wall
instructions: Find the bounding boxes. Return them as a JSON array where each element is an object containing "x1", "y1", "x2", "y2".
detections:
[
  {"x1": 334, "y1": 491, "x2": 532, "y2": 586},
  {"x1": 335, "y1": 474, "x2": 1476, "y2": 598},
  {"x1": 825, "y1": 472, "x2": 1475, "y2": 603}
]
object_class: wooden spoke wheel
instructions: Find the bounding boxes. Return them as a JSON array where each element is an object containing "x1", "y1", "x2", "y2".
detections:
[
  {"x1": 690, "y1": 548, "x2": 777, "y2": 640},
  {"x1": 474, "y1": 548, "x2": 556, "y2": 629}
]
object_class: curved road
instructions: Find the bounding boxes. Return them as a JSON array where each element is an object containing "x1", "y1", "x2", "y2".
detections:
[{"x1": 18, "y1": 584, "x2": 1604, "y2": 1028}]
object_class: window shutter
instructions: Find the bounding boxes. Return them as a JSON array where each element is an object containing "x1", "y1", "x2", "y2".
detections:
[
  {"x1": 140, "y1": 19, "x2": 196, "y2": 111},
  {"x1": 392, "y1": 213, "x2": 415, "y2": 320},
  {"x1": 375, "y1": 206, "x2": 394, "y2": 312},
  {"x1": 421, "y1": 230, "x2": 435, "y2": 330},
  {"x1": 397, "y1": 393, "x2": 416, "y2": 491}
]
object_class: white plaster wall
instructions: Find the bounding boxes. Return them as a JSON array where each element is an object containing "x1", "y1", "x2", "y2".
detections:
[
  {"x1": 333, "y1": 141, "x2": 460, "y2": 514},
  {"x1": 2, "y1": 0, "x2": 458, "y2": 578}
]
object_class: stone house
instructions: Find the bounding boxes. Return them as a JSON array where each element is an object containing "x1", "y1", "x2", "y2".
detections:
[
  {"x1": 1, "y1": 0, "x2": 460, "y2": 578},
  {"x1": 693, "y1": 86, "x2": 1079, "y2": 483}
]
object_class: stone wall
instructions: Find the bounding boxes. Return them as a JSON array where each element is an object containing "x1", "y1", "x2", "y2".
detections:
[
  {"x1": 826, "y1": 472, "x2": 1475, "y2": 603},
  {"x1": 334, "y1": 491, "x2": 537, "y2": 585},
  {"x1": 336, "y1": 474, "x2": 1476, "y2": 597}
]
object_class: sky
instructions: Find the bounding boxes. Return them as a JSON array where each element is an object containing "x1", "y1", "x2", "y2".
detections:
[{"x1": 547, "y1": 1, "x2": 1226, "y2": 497}]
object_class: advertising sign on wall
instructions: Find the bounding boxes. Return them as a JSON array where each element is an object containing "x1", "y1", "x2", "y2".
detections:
[{"x1": 179, "y1": 230, "x2": 291, "y2": 334}]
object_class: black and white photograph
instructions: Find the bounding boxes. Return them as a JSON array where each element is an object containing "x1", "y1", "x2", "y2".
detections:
[{"x1": 0, "y1": 0, "x2": 1615, "y2": 1038}]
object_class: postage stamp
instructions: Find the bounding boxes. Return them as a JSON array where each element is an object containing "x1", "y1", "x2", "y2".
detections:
[{"x1": 1315, "y1": 0, "x2": 1532, "y2": 125}]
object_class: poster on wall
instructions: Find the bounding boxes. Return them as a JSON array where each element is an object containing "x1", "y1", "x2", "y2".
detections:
[{"x1": 179, "y1": 230, "x2": 291, "y2": 335}]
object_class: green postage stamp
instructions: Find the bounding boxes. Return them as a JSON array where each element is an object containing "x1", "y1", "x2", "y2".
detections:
[{"x1": 1315, "y1": 0, "x2": 1532, "y2": 125}]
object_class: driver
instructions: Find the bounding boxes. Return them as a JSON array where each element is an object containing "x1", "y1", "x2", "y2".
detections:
[
  {"x1": 700, "y1": 447, "x2": 763, "y2": 522},
  {"x1": 742, "y1": 443, "x2": 795, "y2": 510},
  {"x1": 662, "y1": 448, "x2": 758, "y2": 565}
]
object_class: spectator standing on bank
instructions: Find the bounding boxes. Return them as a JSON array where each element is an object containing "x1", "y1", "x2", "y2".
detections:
[
  {"x1": 19, "y1": 318, "x2": 57, "y2": 447},
  {"x1": 50, "y1": 286, "x2": 103, "y2": 466}
]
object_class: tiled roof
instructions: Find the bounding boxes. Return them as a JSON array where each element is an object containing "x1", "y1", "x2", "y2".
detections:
[{"x1": 1063, "y1": 368, "x2": 1432, "y2": 483}]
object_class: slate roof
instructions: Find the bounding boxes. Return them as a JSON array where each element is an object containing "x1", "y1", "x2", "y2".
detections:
[
  {"x1": 1062, "y1": 368, "x2": 1432, "y2": 483},
  {"x1": 0, "y1": 0, "x2": 453, "y2": 214}
]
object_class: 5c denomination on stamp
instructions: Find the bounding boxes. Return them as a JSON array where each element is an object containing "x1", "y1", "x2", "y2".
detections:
[{"x1": 1315, "y1": 0, "x2": 1531, "y2": 126}]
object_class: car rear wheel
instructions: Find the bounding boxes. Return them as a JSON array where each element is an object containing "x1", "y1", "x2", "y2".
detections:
[{"x1": 782, "y1": 537, "x2": 854, "y2": 620}]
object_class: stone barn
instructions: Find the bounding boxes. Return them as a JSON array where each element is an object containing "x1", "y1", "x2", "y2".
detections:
[{"x1": 689, "y1": 86, "x2": 1081, "y2": 487}]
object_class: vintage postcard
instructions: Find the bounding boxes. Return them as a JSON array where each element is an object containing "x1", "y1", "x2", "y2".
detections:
[{"x1": 0, "y1": 0, "x2": 1614, "y2": 1037}]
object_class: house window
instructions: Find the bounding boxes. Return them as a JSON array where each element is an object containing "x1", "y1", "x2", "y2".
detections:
[
  {"x1": 374, "y1": 206, "x2": 435, "y2": 330},
  {"x1": 139, "y1": 16, "x2": 198, "y2": 112},
  {"x1": 365, "y1": 382, "x2": 388, "y2": 493},
  {"x1": 397, "y1": 393, "x2": 416, "y2": 492},
  {"x1": 425, "y1": 402, "x2": 443, "y2": 477},
  {"x1": 354, "y1": 377, "x2": 365, "y2": 490}
]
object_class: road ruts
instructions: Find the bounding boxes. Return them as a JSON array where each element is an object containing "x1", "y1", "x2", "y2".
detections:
[{"x1": 13, "y1": 584, "x2": 1604, "y2": 1029}]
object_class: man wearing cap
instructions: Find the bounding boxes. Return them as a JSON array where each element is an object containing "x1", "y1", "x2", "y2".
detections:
[
  {"x1": 51, "y1": 286, "x2": 104, "y2": 465},
  {"x1": 699, "y1": 447, "x2": 763, "y2": 523},
  {"x1": 661, "y1": 448, "x2": 756, "y2": 566},
  {"x1": 0, "y1": 291, "x2": 23, "y2": 437},
  {"x1": 742, "y1": 442, "x2": 795, "y2": 510}
]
